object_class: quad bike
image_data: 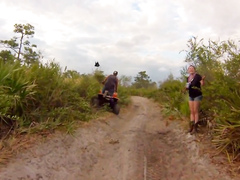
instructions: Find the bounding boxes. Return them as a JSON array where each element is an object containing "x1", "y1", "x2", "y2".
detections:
[{"x1": 91, "y1": 90, "x2": 120, "y2": 115}]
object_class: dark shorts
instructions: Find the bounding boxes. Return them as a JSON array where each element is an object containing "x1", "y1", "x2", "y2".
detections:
[{"x1": 189, "y1": 95, "x2": 203, "y2": 101}]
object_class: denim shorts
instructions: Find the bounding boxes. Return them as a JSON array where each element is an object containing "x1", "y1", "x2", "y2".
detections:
[{"x1": 189, "y1": 95, "x2": 203, "y2": 101}]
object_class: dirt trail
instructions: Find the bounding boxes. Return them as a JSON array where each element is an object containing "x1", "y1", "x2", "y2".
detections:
[{"x1": 0, "y1": 96, "x2": 236, "y2": 180}]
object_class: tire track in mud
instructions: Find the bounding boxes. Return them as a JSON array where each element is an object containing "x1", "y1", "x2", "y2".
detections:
[
  {"x1": 0, "y1": 96, "x2": 235, "y2": 180},
  {"x1": 142, "y1": 119, "x2": 232, "y2": 180},
  {"x1": 84, "y1": 97, "x2": 150, "y2": 180}
]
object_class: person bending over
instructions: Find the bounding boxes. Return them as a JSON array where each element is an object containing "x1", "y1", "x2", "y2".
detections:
[{"x1": 102, "y1": 71, "x2": 118, "y2": 96}]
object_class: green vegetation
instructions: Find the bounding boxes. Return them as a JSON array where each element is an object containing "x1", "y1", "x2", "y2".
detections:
[
  {"x1": 143, "y1": 37, "x2": 240, "y2": 162},
  {"x1": 0, "y1": 60, "x2": 103, "y2": 136}
]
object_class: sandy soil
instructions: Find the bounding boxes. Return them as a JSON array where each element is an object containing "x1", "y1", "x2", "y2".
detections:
[{"x1": 0, "y1": 96, "x2": 238, "y2": 180}]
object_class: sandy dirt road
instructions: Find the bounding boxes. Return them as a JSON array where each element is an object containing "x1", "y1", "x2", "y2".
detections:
[{"x1": 0, "y1": 96, "x2": 236, "y2": 180}]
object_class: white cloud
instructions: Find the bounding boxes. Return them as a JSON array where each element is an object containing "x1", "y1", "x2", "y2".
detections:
[{"x1": 0, "y1": 0, "x2": 240, "y2": 82}]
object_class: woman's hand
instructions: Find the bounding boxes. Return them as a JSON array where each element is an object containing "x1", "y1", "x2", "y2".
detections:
[{"x1": 201, "y1": 76, "x2": 205, "y2": 86}]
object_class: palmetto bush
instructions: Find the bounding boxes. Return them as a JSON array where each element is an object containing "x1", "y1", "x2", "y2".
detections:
[
  {"x1": 0, "y1": 61, "x2": 36, "y2": 128},
  {"x1": 0, "y1": 61, "x2": 100, "y2": 136},
  {"x1": 209, "y1": 78, "x2": 240, "y2": 161},
  {"x1": 26, "y1": 62, "x2": 102, "y2": 125}
]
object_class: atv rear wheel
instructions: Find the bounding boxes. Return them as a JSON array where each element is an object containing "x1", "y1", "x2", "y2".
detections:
[{"x1": 113, "y1": 104, "x2": 120, "y2": 115}]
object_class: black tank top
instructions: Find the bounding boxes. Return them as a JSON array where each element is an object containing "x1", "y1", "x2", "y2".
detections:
[{"x1": 187, "y1": 73, "x2": 202, "y2": 98}]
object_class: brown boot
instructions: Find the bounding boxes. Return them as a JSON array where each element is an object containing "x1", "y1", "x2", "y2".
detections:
[
  {"x1": 190, "y1": 123, "x2": 198, "y2": 135},
  {"x1": 188, "y1": 121, "x2": 194, "y2": 133}
]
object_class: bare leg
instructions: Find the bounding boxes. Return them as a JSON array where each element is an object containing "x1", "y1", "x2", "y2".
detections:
[
  {"x1": 188, "y1": 101, "x2": 195, "y2": 132},
  {"x1": 188, "y1": 101, "x2": 195, "y2": 121},
  {"x1": 193, "y1": 101, "x2": 200, "y2": 124},
  {"x1": 189, "y1": 100, "x2": 201, "y2": 134}
]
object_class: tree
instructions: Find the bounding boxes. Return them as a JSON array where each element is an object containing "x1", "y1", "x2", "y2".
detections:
[
  {"x1": 0, "y1": 23, "x2": 40, "y2": 64},
  {"x1": 119, "y1": 75, "x2": 132, "y2": 87},
  {"x1": 132, "y1": 71, "x2": 155, "y2": 89},
  {"x1": 93, "y1": 70, "x2": 105, "y2": 83},
  {"x1": 23, "y1": 46, "x2": 41, "y2": 65},
  {"x1": 0, "y1": 50, "x2": 15, "y2": 63},
  {"x1": 63, "y1": 70, "x2": 81, "y2": 79}
]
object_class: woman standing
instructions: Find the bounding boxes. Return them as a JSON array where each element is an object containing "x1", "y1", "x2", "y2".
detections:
[{"x1": 186, "y1": 65, "x2": 205, "y2": 134}]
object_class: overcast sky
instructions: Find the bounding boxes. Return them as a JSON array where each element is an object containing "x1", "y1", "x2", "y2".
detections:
[{"x1": 1, "y1": 0, "x2": 240, "y2": 83}]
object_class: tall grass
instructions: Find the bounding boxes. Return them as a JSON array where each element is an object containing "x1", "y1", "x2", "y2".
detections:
[{"x1": 0, "y1": 60, "x2": 130, "y2": 139}]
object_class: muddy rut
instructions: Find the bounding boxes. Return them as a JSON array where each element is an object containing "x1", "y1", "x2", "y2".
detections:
[{"x1": 0, "y1": 96, "x2": 235, "y2": 180}]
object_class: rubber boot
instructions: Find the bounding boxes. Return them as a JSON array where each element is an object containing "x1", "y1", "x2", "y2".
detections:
[
  {"x1": 190, "y1": 123, "x2": 198, "y2": 135},
  {"x1": 188, "y1": 121, "x2": 194, "y2": 133}
]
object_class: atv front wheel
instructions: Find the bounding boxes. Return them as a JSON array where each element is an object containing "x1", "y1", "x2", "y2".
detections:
[{"x1": 91, "y1": 96, "x2": 100, "y2": 108}]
